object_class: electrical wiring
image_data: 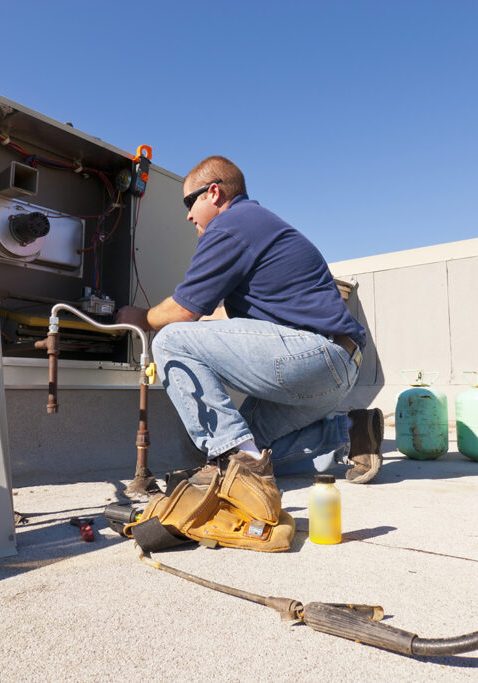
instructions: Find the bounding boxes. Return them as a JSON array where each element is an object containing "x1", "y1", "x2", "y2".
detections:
[
  {"x1": 0, "y1": 131, "x2": 117, "y2": 219},
  {"x1": 28, "y1": 195, "x2": 120, "y2": 221},
  {"x1": 0, "y1": 134, "x2": 125, "y2": 229},
  {"x1": 126, "y1": 196, "x2": 153, "y2": 365},
  {"x1": 128, "y1": 195, "x2": 156, "y2": 361},
  {"x1": 0, "y1": 131, "x2": 129, "y2": 296},
  {"x1": 0, "y1": 132, "x2": 115, "y2": 194},
  {"x1": 0, "y1": 130, "x2": 155, "y2": 342},
  {"x1": 131, "y1": 196, "x2": 152, "y2": 309},
  {"x1": 77, "y1": 192, "x2": 124, "y2": 255},
  {"x1": 101, "y1": 191, "x2": 124, "y2": 243}
]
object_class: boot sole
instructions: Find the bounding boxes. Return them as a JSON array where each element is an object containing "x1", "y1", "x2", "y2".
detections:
[{"x1": 346, "y1": 408, "x2": 384, "y2": 484}]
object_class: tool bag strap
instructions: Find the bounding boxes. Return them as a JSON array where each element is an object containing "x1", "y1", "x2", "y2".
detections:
[
  {"x1": 131, "y1": 517, "x2": 193, "y2": 552},
  {"x1": 123, "y1": 472, "x2": 222, "y2": 550}
]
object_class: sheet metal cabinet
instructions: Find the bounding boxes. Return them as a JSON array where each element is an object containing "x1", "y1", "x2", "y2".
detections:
[{"x1": 0, "y1": 97, "x2": 196, "y2": 553}]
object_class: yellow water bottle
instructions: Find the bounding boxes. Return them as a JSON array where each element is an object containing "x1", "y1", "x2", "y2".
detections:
[{"x1": 308, "y1": 474, "x2": 342, "y2": 544}]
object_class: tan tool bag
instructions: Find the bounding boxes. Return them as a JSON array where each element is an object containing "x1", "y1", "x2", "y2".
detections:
[
  {"x1": 124, "y1": 467, "x2": 295, "y2": 553},
  {"x1": 218, "y1": 456, "x2": 281, "y2": 526}
]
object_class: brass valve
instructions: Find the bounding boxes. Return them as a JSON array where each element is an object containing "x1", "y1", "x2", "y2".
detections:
[{"x1": 145, "y1": 362, "x2": 157, "y2": 385}]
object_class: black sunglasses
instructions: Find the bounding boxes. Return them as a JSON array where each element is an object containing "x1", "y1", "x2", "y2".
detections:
[{"x1": 183, "y1": 179, "x2": 223, "y2": 211}]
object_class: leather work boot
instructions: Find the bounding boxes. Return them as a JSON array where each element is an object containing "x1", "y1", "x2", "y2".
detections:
[
  {"x1": 230, "y1": 449, "x2": 275, "y2": 477},
  {"x1": 220, "y1": 449, "x2": 281, "y2": 525},
  {"x1": 189, "y1": 449, "x2": 274, "y2": 487},
  {"x1": 346, "y1": 408, "x2": 384, "y2": 484},
  {"x1": 188, "y1": 456, "x2": 230, "y2": 487}
]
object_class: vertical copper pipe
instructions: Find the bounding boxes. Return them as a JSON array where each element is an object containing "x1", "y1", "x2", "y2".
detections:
[
  {"x1": 47, "y1": 333, "x2": 59, "y2": 414},
  {"x1": 34, "y1": 333, "x2": 59, "y2": 413},
  {"x1": 135, "y1": 382, "x2": 150, "y2": 471}
]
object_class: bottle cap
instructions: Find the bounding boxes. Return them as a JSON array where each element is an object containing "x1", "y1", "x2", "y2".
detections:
[{"x1": 314, "y1": 474, "x2": 335, "y2": 484}]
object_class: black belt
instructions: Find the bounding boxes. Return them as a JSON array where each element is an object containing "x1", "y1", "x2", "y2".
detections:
[{"x1": 333, "y1": 335, "x2": 362, "y2": 368}]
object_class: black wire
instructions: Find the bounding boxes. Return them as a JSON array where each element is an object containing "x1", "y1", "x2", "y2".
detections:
[
  {"x1": 132, "y1": 278, "x2": 140, "y2": 304},
  {"x1": 131, "y1": 197, "x2": 152, "y2": 308}
]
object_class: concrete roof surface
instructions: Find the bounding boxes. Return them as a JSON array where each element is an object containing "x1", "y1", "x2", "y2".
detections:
[{"x1": 1, "y1": 427, "x2": 477, "y2": 682}]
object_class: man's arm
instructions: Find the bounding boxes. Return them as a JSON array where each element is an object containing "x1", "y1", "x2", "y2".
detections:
[
  {"x1": 199, "y1": 304, "x2": 228, "y2": 321},
  {"x1": 116, "y1": 296, "x2": 199, "y2": 331}
]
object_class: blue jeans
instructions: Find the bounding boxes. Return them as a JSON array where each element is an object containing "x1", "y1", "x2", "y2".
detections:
[{"x1": 152, "y1": 319, "x2": 359, "y2": 475}]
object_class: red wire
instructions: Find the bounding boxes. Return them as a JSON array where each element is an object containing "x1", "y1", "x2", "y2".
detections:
[{"x1": 0, "y1": 133, "x2": 116, "y2": 198}]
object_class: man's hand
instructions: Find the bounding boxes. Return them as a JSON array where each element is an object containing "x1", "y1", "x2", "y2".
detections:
[{"x1": 115, "y1": 306, "x2": 152, "y2": 331}]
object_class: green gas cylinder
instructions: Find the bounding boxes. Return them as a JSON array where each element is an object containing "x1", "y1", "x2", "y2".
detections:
[
  {"x1": 456, "y1": 375, "x2": 478, "y2": 462},
  {"x1": 395, "y1": 372, "x2": 448, "y2": 460}
]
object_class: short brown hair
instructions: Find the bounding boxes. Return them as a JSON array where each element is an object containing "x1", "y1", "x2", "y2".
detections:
[{"x1": 185, "y1": 156, "x2": 247, "y2": 201}]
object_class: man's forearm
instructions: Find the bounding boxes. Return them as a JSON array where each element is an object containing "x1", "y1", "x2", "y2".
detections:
[
  {"x1": 199, "y1": 305, "x2": 228, "y2": 321},
  {"x1": 146, "y1": 296, "x2": 199, "y2": 330},
  {"x1": 115, "y1": 297, "x2": 199, "y2": 331}
]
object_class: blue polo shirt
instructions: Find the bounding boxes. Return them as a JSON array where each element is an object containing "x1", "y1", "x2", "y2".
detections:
[{"x1": 173, "y1": 195, "x2": 366, "y2": 347}]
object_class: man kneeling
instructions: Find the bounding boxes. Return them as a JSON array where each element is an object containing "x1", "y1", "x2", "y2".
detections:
[{"x1": 117, "y1": 156, "x2": 383, "y2": 496}]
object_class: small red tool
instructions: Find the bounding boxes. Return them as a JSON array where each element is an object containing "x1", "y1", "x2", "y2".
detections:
[{"x1": 70, "y1": 517, "x2": 95, "y2": 542}]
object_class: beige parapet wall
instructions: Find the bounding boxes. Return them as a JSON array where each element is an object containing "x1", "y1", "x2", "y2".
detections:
[{"x1": 329, "y1": 237, "x2": 478, "y2": 421}]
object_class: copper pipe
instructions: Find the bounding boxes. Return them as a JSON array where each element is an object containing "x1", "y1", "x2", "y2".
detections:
[
  {"x1": 34, "y1": 304, "x2": 158, "y2": 496},
  {"x1": 135, "y1": 382, "x2": 150, "y2": 471},
  {"x1": 34, "y1": 333, "x2": 59, "y2": 413},
  {"x1": 126, "y1": 379, "x2": 158, "y2": 496}
]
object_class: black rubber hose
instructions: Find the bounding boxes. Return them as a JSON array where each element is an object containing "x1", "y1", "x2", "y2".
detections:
[{"x1": 412, "y1": 631, "x2": 478, "y2": 656}]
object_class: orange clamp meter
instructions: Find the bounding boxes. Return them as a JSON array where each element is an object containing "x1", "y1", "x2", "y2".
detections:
[{"x1": 132, "y1": 144, "x2": 153, "y2": 197}]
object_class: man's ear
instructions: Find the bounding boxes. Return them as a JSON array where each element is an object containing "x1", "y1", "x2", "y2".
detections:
[{"x1": 210, "y1": 182, "x2": 226, "y2": 207}]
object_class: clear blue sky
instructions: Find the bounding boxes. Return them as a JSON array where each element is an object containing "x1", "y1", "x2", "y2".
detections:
[{"x1": 3, "y1": 1, "x2": 477, "y2": 262}]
